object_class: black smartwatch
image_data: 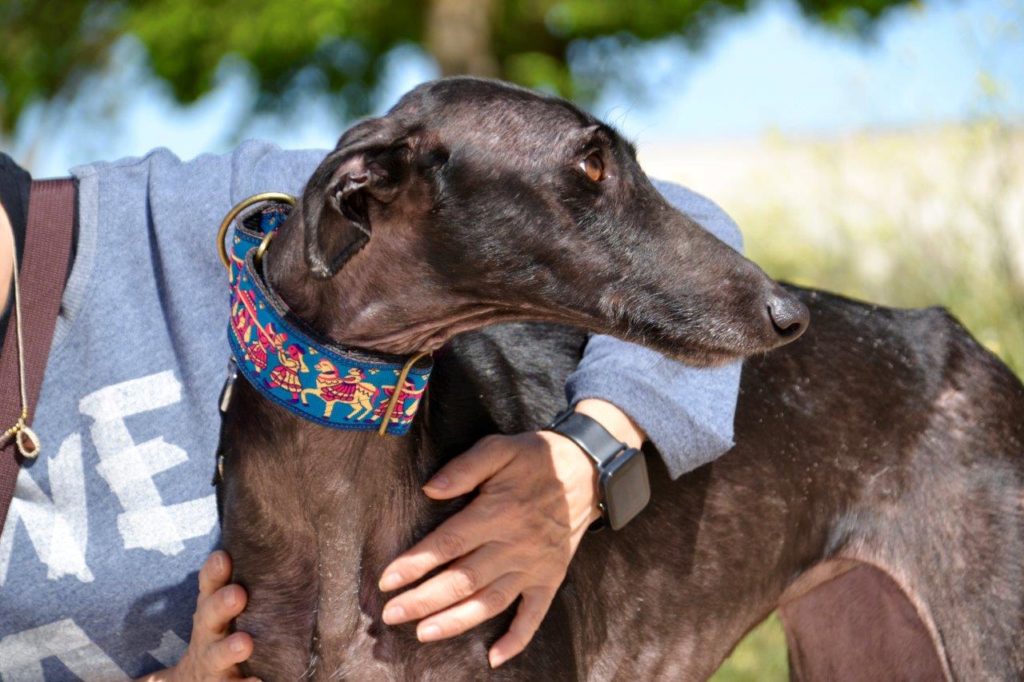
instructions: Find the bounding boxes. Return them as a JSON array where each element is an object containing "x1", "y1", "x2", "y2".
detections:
[{"x1": 544, "y1": 407, "x2": 650, "y2": 530}]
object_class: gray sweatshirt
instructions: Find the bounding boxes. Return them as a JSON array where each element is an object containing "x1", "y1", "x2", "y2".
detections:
[{"x1": 0, "y1": 141, "x2": 740, "y2": 678}]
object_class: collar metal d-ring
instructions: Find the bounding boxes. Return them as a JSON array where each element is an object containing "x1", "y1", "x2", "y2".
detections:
[
  {"x1": 254, "y1": 231, "x2": 275, "y2": 269},
  {"x1": 217, "y1": 192, "x2": 297, "y2": 275}
]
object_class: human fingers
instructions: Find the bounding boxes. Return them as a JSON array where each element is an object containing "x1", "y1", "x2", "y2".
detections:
[
  {"x1": 198, "y1": 550, "x2": 232, "y2": 600},
  {"x1": 414, "y1": 573, "x2": 523, "y2": 643},
  {"x1": 381, "y1": 544, "x2": 507, "y2": 624},
  {"x1": 379, "y1": 499, "x2": 496, "y2": 592},
  {"x1": 487, "y1": 588, "x2": 556, "y2": 668},
  {"x1": 196, "y1": 631, "x2": 254, "y2": 675},
  {"x1": 164, "y1": 551, "x2": 256, "y2": 682},
  {"x1": 194, "y1": 584, "x2": 248, "y2": 643},
  {"x1": 422, "y1": 434, "x2": 518, "y2": 500}
]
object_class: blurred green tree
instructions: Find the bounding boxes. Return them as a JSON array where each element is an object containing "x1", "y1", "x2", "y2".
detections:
[{"x1": 1, "y1": 0, "x2": 914, "y2": 133}]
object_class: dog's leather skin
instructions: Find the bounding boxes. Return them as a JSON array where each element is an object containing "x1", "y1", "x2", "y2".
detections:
[{"x1": 218, "y1": 78, "x2": 1024, "y2": 680}]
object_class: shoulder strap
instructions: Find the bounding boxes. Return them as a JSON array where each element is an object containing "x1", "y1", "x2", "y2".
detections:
[{"x1": 0, "y1": 178, "x2": 76, "y2": 530}]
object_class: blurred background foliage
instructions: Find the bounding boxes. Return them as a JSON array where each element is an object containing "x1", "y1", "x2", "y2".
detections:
[
  {"x1": 642, "y1": 122, "x2": 1024, "y2": 380},
  {"x1": 3, "y1": 1, "x2": 1022, "y2": 679},
  {"x1": 1, "y1": 0, "x2": 917, "y2": 133}
]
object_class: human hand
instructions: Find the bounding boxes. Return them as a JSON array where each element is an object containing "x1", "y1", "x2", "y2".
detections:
[
  {"x1": 137, "y1": 551, "x2": 258, "y2": 682},
  {"x1": 378, "y1": 399, "x2": 644, "y2": 668}
]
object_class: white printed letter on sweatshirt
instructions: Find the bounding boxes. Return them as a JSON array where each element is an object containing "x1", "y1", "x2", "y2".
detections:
[{"x1": 79, "y1": 370, "x2": 217, "y2": 555}]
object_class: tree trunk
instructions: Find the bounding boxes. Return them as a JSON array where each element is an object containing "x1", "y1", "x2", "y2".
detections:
[{"x1": 425, "y1": 0, "x2": 498, "y2": 78}]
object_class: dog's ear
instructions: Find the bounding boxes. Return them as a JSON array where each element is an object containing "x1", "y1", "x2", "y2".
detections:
[{"x1": 302, "y1": 117, "x2": 411, "y2": 279}]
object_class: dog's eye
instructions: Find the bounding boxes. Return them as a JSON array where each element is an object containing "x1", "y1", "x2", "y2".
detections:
[{"x1": 579, "y1": 153, "x2": 604, "y2": 182}]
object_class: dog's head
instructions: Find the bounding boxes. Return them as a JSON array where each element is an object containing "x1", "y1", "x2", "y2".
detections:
[{"x1": 277, "y1": 77, "x2": 806, "y2": 366}]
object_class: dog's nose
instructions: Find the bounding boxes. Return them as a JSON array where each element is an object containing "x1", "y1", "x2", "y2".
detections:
[{"x1": 766, "y1": 286, "x2": 809, "y2": 340}]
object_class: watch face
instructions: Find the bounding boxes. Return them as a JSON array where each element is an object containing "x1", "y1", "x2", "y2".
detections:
[{"x1": 601, "y1": 449, "x2": 650, "y2": 531}]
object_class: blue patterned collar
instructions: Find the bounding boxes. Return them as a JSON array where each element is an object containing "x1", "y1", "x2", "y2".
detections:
[{"x1": 221, "y1": 196, "x2": 432, "y2": 436}]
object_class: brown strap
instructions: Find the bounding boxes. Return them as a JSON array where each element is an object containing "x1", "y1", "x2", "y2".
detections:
[{"x1": 0, "y1": 179, "x2": 75, "y2": 530}]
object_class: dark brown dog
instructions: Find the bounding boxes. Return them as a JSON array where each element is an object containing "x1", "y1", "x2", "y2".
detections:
[{"x1": 218, "y1": 77, "x2": 1024, "y2": 680}]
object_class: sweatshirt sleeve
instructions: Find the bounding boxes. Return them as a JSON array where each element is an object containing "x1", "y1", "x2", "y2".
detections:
[{"x1": 564, "y1": 179, "x2": 744, "y2": 479}]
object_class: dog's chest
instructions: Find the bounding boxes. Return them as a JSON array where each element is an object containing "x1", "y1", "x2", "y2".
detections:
[
  {"x1": 312, "y1": 559, "x2": 493, "y2": 681},
  {"x1": 307, "y1": 506, "x2": 500, "y2": 680}
]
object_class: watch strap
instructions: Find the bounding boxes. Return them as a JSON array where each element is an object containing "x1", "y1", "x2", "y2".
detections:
[{"x1": 545, "y1": 407, "x2": 627, "y2": 468}]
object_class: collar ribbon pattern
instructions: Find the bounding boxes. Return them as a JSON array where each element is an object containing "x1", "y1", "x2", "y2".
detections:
[{"x1": 225, "y1": 200, "x2": 431, "y2": 436}]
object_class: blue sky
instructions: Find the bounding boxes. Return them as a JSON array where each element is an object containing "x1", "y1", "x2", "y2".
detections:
[
  {"x1": 11, "y1": 0, "x2": 1023, "y2": 177},
  {"x1": 597, "y1": 0, "x2": 1023, "y2": 141}
]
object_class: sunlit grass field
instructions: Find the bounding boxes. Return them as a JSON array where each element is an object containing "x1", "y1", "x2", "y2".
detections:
[{"x1": 641, "y1": 122, "x2": 1024, "y2": 679}]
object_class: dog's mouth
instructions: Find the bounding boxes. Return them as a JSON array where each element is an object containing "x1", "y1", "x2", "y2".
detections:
[
  {"x1": 602, "y1": 322, "x2": 771, "y2": 368},
  {"x1": 592, "y1": 284, "x2": 808, "y2": 368},
  {"x1": 653, "y1": 316, "x2": 807, "y2": 367},
  {"x1": 311, "y1": 241, "x2": 806, "y2": 364},
  {"x1": 667, "y1": 343, "x2": 748, "y2": 368},
  {"x1": 418, "y1": 300, "x2": 801, "y2": 366},
  {"x1": 334, "y1": 301, "x2": 546, "y2": 355}
]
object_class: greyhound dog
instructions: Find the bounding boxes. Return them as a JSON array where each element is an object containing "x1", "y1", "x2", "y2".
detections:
[{"x1": 217, "y1": 77, "x2": 1024, "y2": 680}]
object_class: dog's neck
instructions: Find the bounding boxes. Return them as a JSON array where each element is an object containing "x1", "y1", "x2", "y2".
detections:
[{"x1": 229, "y1": 373, "x2": 451, "y2": 650}]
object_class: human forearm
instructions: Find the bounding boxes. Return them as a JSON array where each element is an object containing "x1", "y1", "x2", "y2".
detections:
[
  {"x1": 573, "y1": 397, "x2": 645, "y2": 449},
  {"x1": 0, "y1": 200, "x2": 13, "y2": 313},
  {"x1": 566, "y1": 336, "x2": 742, "y2": 478}
]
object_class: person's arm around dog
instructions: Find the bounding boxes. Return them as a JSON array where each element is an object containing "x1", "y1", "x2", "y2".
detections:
[{"x1": 378, "y1": 182, "x2": 745, "y2": 668}]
